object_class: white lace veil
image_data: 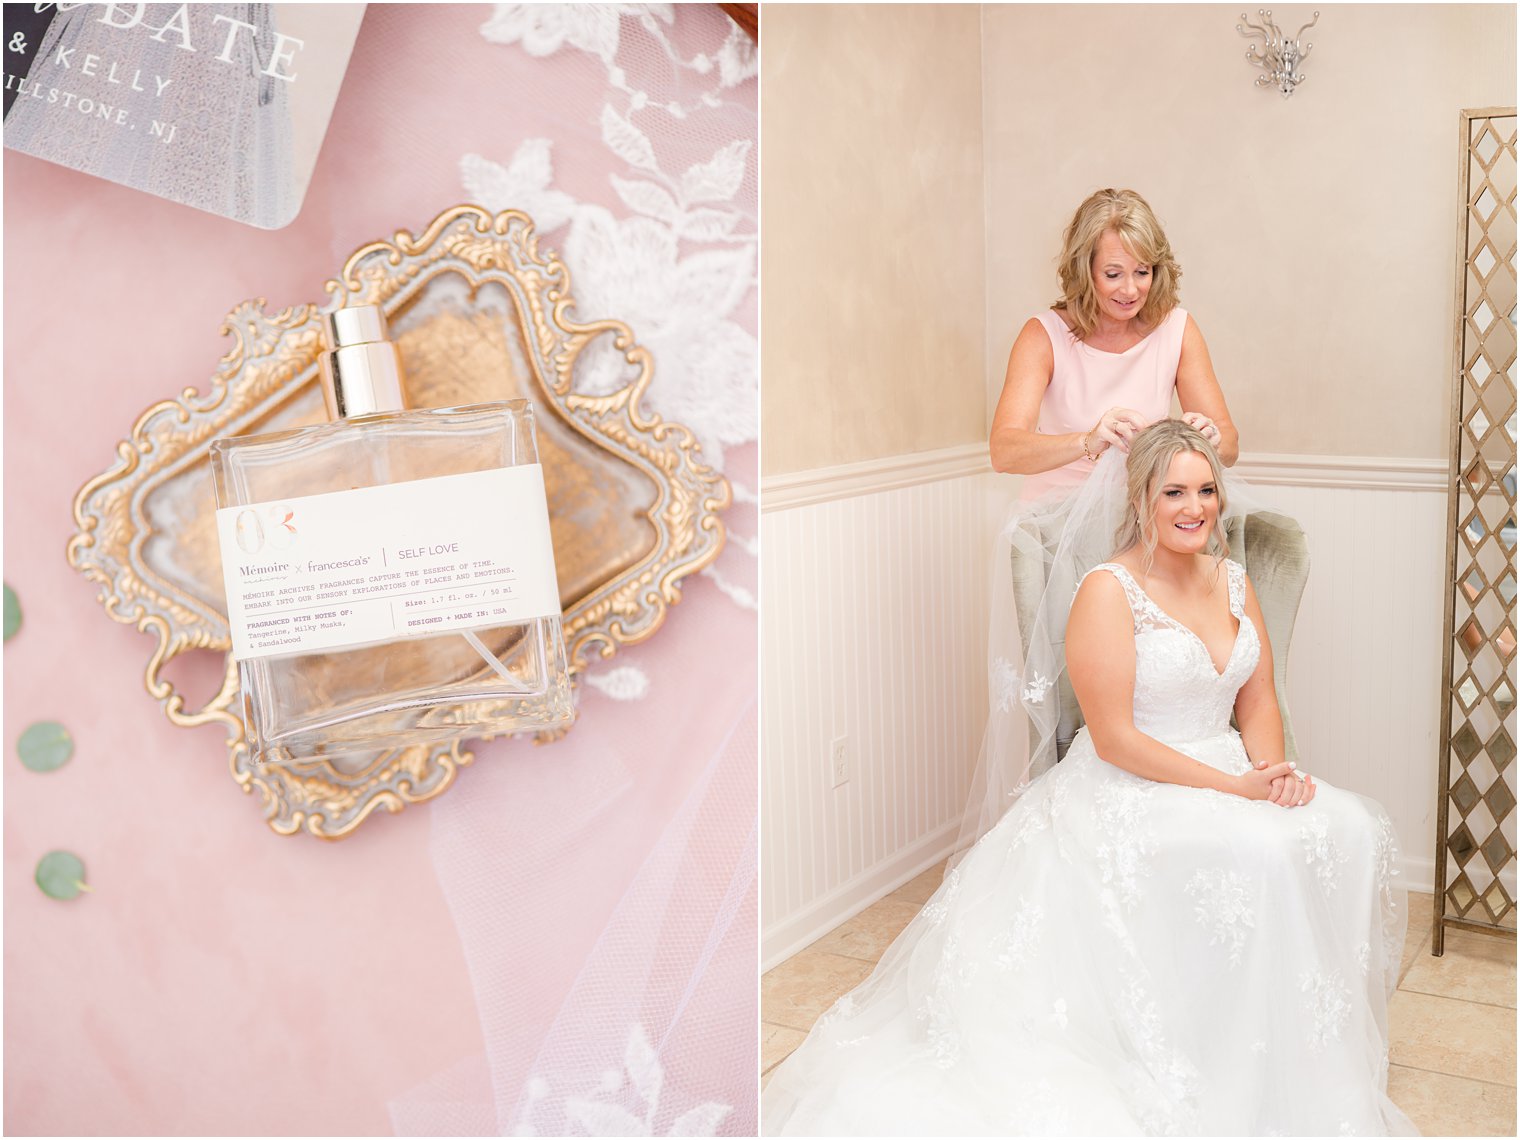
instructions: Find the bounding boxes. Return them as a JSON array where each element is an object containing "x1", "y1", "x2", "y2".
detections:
[
  {"x1": 383, "y1": 8, "x2": 759, "y2": 1135},
  {"x1": 953, "y1": 444, "x2": 1278, "y2": 862}
]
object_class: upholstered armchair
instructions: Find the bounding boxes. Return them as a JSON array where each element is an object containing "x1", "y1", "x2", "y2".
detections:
[{"x1": 1009, "y1": 508, "x2": 1310, "y2": 763}]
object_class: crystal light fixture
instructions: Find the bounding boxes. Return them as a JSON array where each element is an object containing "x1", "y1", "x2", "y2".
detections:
[{"x1": 1237, "y1": 9, "x2": 1319, "y2": 98}]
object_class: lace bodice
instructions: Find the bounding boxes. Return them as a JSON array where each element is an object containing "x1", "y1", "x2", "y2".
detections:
[{"x1": 1085, "y1": 560, "x2": 1259, "y2": 743}]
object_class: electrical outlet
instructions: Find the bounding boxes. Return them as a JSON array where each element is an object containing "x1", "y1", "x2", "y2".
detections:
[{"x1": 831, "y1": 736, "x2": 849, "y2": 787}]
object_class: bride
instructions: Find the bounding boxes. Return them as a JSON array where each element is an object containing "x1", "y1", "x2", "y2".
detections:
[{"x1": 762, "y1": 420, "x2": 1414, "y2": 1136}]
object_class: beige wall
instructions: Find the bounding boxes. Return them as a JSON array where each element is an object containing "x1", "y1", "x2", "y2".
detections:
[
  {"x1": 761, "y1": 5, "x2": 987, "y2": 475},
  {"x1": 982, "y1": 4, "x2": 1516, "y2": 459}
]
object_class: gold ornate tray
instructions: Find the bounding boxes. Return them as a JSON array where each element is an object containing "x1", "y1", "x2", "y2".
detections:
[{"x1": 68, "y1": 205, "x2": 729, "y2": 839}]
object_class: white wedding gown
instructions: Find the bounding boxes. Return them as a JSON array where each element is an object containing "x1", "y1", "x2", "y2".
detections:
[{"x1": 763, "y1": 561, "x2": 1416, "y2": 1136}]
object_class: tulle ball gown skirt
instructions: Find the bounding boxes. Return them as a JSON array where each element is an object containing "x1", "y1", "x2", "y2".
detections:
[{"x1": 761, "y1": 730, "x2": 1417, "y2": 1136}]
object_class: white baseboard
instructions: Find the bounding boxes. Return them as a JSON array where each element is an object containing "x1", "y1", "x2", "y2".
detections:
[
  {"x1": 762, "y1": 821, "x2": 960, "y2": 973},
  {"x1": 1401, "y1": 855, "x2": 1519, "y2": 900},
  {"x1": 1401, "y1": 854, "x2": 1436, "y2": 894}
]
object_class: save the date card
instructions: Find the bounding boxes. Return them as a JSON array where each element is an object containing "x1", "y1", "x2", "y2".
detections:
[{"x1": 3, "y1": 3, "x2": 365, "y2": 228}]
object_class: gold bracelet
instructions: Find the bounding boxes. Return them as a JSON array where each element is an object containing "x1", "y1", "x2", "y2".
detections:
[{"x1": 1081, "y1": 431, "x2": 1100, "y2": 462}]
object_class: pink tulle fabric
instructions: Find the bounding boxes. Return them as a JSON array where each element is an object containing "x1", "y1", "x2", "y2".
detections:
[
  {"x1": 388, "y1": 6, "x2": 759, "y2": 1135},
  {"x1": 392, "y1": 667, "x2": 757, "y2": 1135}
]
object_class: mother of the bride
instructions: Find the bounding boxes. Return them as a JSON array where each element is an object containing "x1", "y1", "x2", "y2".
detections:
[
  {"x1": 990, "y1": 187, "x2": 1239, "y2": 497},
  {"x1": 960, "y1": 186, "x2": 1247, "y2": 852}
]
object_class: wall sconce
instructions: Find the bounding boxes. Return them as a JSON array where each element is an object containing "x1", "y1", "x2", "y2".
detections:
[{"x1": 1237, "y1": 9, "x2": 1319, "y2": 98}]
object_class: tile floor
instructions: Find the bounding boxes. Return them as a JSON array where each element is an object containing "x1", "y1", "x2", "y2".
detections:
[{"x1": 762, "y1": 865, "x2": 1518, "y2": 1136}]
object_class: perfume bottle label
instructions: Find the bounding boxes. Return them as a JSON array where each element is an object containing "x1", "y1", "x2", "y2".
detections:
[{"x1": 215, "y1": 465, "x2": 561, "y2": 661}]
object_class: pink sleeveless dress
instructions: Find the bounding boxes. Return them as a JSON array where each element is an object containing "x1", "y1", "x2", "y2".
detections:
[{"x1": 1021, "y1": 306, "x2": 1188, "y2": 500}]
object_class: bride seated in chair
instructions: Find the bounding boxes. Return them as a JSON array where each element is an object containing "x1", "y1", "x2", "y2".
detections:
[{"x1": 762, "y1": 420, "x2": 1412, "y2": 1137}]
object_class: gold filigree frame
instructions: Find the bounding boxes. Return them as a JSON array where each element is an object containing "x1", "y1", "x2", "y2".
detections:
[{"x1": 67, "y1": 205, "x2": 729, "y2": 839}]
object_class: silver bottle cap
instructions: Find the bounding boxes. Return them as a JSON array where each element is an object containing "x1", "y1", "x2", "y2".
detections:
[{"x1": 319, "y1": 304, "x2": 406, "y2": 420}]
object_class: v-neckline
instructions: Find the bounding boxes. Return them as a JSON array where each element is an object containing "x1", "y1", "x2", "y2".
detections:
[{"x1": 1109, "y1": 563, "x2": 1242, "y2": 678}]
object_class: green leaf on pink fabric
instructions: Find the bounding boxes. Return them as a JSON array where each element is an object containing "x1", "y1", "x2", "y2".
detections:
[
  {"x1": 3, "y1": 583, "x2": 19, "y2": 642},
  {"x1": 18, "y1": 721, "x2": 73, "y2": 772},
  {"x1": 35, "y1": 850, "x2": 90, "y2": 900}
]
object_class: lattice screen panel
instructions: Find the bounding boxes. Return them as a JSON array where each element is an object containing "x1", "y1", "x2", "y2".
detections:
[{"x1": 1435, "y1": 108, "x2": 1518, "y2": 952}]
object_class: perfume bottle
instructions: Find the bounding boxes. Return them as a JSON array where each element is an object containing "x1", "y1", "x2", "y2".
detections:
[{"x1": 210, "y1": 304, "x2": 574, "y2": 770}]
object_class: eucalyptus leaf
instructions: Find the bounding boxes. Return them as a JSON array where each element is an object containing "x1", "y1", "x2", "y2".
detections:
[
  {"x1": 18, "y1": 722, "x2": 73, "y2": 773},
  {"x1": 3, "y1": 584, "x2": 19, "y2": 642},
  {"x1": 35, "y1": 850, "x2": 90, "y2": 900}
]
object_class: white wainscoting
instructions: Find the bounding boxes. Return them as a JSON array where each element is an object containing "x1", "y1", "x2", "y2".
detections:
[
  {"x1": 1244, "y1": 460, "x2": 1449, "y2": 901},
  {"x1": 762, "y1": 446, "x2": 1450, "y2": 971},
  {"x1": 760, "y1": 448, "x2": 999, "y2": 969}
]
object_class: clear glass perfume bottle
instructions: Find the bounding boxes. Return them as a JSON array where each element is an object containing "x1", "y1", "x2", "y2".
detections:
[{"x1": 210, "y1": 305, "x2": 574, "y2": 770}]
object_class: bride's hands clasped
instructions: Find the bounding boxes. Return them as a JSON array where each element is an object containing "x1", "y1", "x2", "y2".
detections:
[{"x1": 1240, "y1": 758, "x2": 1317, "y2": 807}]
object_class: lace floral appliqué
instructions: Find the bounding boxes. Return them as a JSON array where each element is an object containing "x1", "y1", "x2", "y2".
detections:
[
  {"x1": 1298, "y1": 969, "x2": 1352, "y2": 1053},
  {"x1": 918, "y1": 868, "x2": 961, "y2": 926},
  {"x1": 1184, "y1": 868, "x2": 1255, "y2": 967},
  {"x1": 917, "y1": 926, "x2": 979, "y2": 1070},
  {"x1": 1371, "y1": 811, "x2": 1404, "y2": 988},
  {"x1": 584, "y1": 665, "x2": 651, "y2": 701},
  {"x1": 992, "y1": 657, "x2": 1020, "y2": 713},
  {"x1": 814, "y1": 992, "x2": 855, "y2": 1031},
  {"x1": 1021, "y1": 671, "x2": 1053, "y2": 705},
  {"x1": 1005, "y1": 1078, "x2": 1071, "y2": 1134},
  {"x1": 1094, "y1": 780, "x2": 1156, "y2": 913},
  {"x1": 1299, "y1": 813, "x2": 1350, "y2": 894},
  {"x1": 991, "y1": 897, "x2": 1044, "y2": 972},
  {"x1": 537, "y1": 1024, "x2": 733, "y2": 1136},
  {"x1": 469, "y1": 10, "x2": 757, "y2": 473}
]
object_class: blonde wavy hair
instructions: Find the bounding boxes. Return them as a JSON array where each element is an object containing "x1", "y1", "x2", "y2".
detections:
[
  {"x1": 1113, "y1": 419, "x2": 1230, "y2": 577},
  {"x1": 1053, "y1": 188, "x2": 1182, "y2": 340}
]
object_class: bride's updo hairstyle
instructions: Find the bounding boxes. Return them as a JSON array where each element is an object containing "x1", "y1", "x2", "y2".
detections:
[
  {"x1": 1053, "y1": 188, "x2": 1182, "y2": 341},
  {"x1": 1114, "y1": 419, "x2": 1230, "y2": 575}
]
